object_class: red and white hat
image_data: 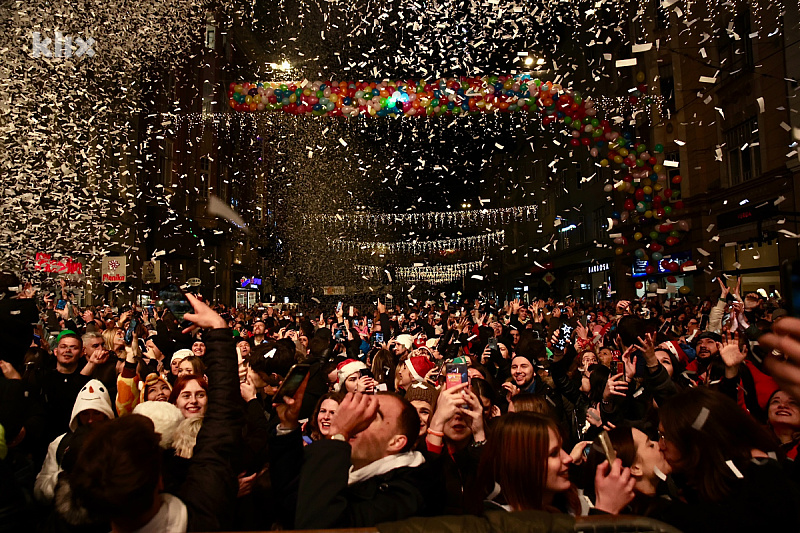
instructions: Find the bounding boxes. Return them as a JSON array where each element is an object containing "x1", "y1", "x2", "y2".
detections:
[
  {"x1": 405, "y1": 355, "x2": 436, "y2": 383},
  {"x1": 336, "y1": 359, "x2": 368, "y2": 391},
  {"x1": 662, "y1": 341, "x2": 689, "y2": 366}
]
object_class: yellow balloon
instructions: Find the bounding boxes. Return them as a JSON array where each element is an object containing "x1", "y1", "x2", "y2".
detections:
[
  {"x1": 654, "y1": 183, "x2": 663, "y2": 191},
  {"x1": 634, "y1": 232, "x2": 643, "y2": 240},
  {"x1": 600, "y1": 159, "x2": 609, "y2": 167},
  {"x1": 289, "y1": 93, "x2": 297, "y2": 103},
  {"x1": 643, "y1": 186, "x2": 653, "y2": 195},
  {"x1": 619, "y1": 148, "x2": 629, "y2": 157},
  {"x1": 644, "y1": 210, "x2": 653, "y2": 218}
]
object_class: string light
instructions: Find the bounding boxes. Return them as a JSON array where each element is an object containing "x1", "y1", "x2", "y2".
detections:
[
  {"x1": 331, "y1": 230, "x2": 504, "y2": 254},
  {"x1": 355, "y1": 261, "x2": 484, "y2": 284},
  {"x1": 305, "y1": 205, "x2": 536, "y2": 228}
]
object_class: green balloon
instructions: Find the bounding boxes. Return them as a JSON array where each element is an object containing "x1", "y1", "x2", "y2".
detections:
[
  {"x1": 637, "y1": 144, "x2": 647, "y2": 153},
  {"x1": 649, "y1": 231, "x2": 659, "y2": 240},
  {"x1": 669, "y1": 230, "x2": 680, "y2": 238},
  {"x1": 654, "y1": 144, "x2": 664, "y2": 153},
  {"x1": 564, "y1": 116, "x2": 572, "y2": 124}
]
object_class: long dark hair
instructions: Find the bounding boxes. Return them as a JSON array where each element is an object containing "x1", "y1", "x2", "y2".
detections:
[
  {"x1": 478, "y1": 412, "x2": 560, "y2": 511},
  {"x1": 587, "y1": 363, "x2": 611, "y2": 404},
  {"x1": 660, "y1": 387, "x2": 779, "y2": 502}
]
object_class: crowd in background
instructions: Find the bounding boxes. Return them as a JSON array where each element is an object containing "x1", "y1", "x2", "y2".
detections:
[{"x1": 2, "y1": 274, "x2": 800, "y2": 532}]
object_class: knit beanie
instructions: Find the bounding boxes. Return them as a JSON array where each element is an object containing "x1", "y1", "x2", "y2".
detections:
[
  {"x1": 404, "y1": 380, "x2": 439, "y2": 407},
  {"x1": 395, "y1": 334, "x2": 414, "y2": 351}
]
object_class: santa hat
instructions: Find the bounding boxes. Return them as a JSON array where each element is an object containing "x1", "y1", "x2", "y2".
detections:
[
  {"x1": 405, "y1": 355, "x2": 436, "y2": 382},
  {"x1": 69, "y1": 379, "x2": 115, "y2": 432},
  {"x1": 335, "y1": 359, "x2": 367, "y2": 392},
  {"x1": 662, "y1": 341, "x2": 689, "y2": 366}
]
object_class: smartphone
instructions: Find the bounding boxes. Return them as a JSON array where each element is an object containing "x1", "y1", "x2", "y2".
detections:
[
  {"x1": 598, "y1": 430, "x2": 617, "y2": 464},
  {"x1": 56, "y1": 299, "x2": 67, "y2": 310},
  {"x1": 368, "y1": 318, "x2": 373, "y2": 328},
  {"x1": 374, "y1": 332, "x2": 384, "y2": 345},
  {"x1": 272, "y1": 364, "x2": 311, "y2": 403},
  {"x1": 614, "y1": 360, "x2": 625, "y2": 376},
  {"x1": 159, "y1": 284, "x2": 193, "y2": 321},
  {"x1": 337, "y1": 301, "x2": 343, "y2": 313},
  {"x1": 445, "y1": 362, "x2": 468, "y2": 389},
  {"x1": 554, "y1": 323, "x2": 572, "y2": 351},
  {"x1": 353, "y1": 319, "x2": 360, "y2": 326},
  {"x1": 125, "y1": 317, "x2": 138, "y2": 344}
]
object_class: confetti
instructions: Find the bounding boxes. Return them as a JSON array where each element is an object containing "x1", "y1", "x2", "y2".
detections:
[{"x1": 692, "y1": 407, "x2": 710, "y2": 430}]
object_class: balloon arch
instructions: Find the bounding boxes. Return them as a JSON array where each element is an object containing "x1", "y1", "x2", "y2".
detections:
[{"x1": 226, "y1": 74, "x2": 694, "y2": 291}]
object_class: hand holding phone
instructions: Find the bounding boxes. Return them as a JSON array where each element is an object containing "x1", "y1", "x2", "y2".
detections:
[{"x1": 272, "y1": 364, "x2": 311, "y2": 404}]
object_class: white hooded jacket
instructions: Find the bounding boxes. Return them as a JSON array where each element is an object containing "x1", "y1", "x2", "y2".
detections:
[{"x1": 34, "y1": 379, "x2": 115, "y2": 502}]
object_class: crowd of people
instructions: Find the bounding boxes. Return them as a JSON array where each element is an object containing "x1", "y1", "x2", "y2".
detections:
[{"x1": 2, "y1": 275, "x2": 800, "y2": 532}]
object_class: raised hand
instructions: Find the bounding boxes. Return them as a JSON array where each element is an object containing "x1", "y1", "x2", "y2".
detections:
[
  {"x1": 273, "y1": 374, "x2": 310, "y2": 431},
  {"x1": 328, "y1": 392, "x2": 379, "y2": 440},
  {"x1": 718, "y1": 276, "x2": 730, "y2": 299},
  {"x1": 594, "y1": 459, "x2": 636, "y2": 514},
  {"x1": 760, "y1": 317, "x2": 800, "y2": 402},
  {"x1": 603, "y1": 373, "x2": 629, "y2": 401},
  {"x1": 183, "y1": 293, "x2": 227, "y2": 330},
  {"x1": 635, "y1": 333, "x2": 657, "y2": 367},
  {"x1": 720, "y1": 330, "x2": 746, "y2": 377}
]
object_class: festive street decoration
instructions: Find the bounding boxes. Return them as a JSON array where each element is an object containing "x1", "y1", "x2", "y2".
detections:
[
  {"x1": 304, "y1": 205, "x2": 536, "y2": 228},
  {"x1": 332, "y1": 230, "x2": 504, "y2": 254},
  {"x1": 355, "y1": 261, "x2": 483, "y2": 284}
]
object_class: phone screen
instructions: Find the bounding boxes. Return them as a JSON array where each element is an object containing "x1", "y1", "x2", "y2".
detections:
[
  {"x1": 374, "y1": 332, "x2": 384, "y2": 344},
  {"x1": 272, "y1": 364, "x2": 311, "y2": 403},
  {"x1": 56, "y1": 299, "x2": 67, "y2": 310},
  {"x1": 125, "y1": 318, "x2": 138, "y2": 344},
  {"x1": 159, "y1": 284, "x2": 193, "y2": 321},
  {"x1": 445, "y1": 362, "x2": 468, "y2": 389}
]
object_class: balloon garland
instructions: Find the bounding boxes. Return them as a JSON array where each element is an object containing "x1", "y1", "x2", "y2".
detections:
[
  {"x1": 228, "y1": 74, "x2": 691, "y2": 291},
  {"x1": 332, "y1": 230, "x2": 504, "y2": 254},
  {"x1": 303, "y1": 205, "x2": 536, "y2": 229}
]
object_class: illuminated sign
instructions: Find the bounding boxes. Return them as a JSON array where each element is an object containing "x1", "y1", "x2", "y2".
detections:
[
  {"x1": 588, "y1": 263, "x2": 610, "y2": 273},
  {"x1": 240, "y1": 276, "x2": 262, "y2": 288},
  {"x1": 34, "y1": 253, "x2": 83, "y2": 274}
]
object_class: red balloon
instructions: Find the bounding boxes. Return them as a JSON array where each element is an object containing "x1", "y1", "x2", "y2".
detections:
[
  {"x1": 645, "y1": 265, "x2": 656, "y2": 274},
  {"x1": 649, "y1": 243, "x2": 662, "y2": 252},
  {"x1": 674, "y1": 200, "x2": 684, "y2": 210},
  {"x1": 624, "y1": 199, "x2": 636, "y2": 211},
  {"x1": 680, "y1": 261, "x2": 695, "y2": 272},
  {"x1": 667, "y1": 276, "x2": 677, "y2": 283},
  {"x1": 665, "y1": 237, "x2": 679, "y2": 246},
  {"x1": 635, "y1": 282, "x2": 644, "y2": 289},
  {"x1": 664, "y1": 189, "x2": 673, "y2": 198},
  {"x1": 671, "y1": 175, "x2": 682, "y2": 184},
  {"x1": 570, "y1": 138, "x2": 580, "y2": 147}
]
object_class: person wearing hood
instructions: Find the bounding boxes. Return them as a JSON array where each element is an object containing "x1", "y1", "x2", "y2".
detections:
[{"x1": 34, "y1": 379, "x2": 115, "y2": 503}]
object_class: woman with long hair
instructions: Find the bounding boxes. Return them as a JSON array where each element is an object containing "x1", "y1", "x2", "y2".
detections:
[
  {"x1": 478, "y1": 412, "x2": 634, "y2": 515},
  {"x1": 656, "y1": 387, "x2": 800, "y2": 532}
]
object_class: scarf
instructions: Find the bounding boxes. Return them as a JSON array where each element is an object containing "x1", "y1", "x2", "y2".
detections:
[{"x1": 347, "y1": 451, "x2": 425, "y2": 486}]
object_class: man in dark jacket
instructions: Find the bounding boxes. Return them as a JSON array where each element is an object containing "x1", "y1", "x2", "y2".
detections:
[{"x1": 272, "y1": 390, "x2": 437, "y2": 529}]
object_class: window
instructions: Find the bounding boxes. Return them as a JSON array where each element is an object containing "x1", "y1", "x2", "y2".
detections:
[
  {"x1": 593, "y1": 207, "x2": 606, "y2": 240},
  {"x1": 718, "y1": 12, "x2": 754, "y2": 77},
  {"x1": 162, "y1": 139, "x2": 174, "y2": 187},
  {"x1": 658, "y1": 63, "x2": 676, "y2": 117},
  {"x1": 664, "y1": 150, "x2": 682, "y2": 199},
  {"x1": 725, "y1": 117, "x2": 760, "y2": 185},
  {"x1": 205, "y1": 13, "x2": 216, "y2": 50},
  {"x1": 202, "y1": 81, "x2": 214, "y2": 115},
  {"x1": 199, "y1": 156, "x2": 210, "y2": 197},
  {"x1": 560, "y1": 216, "x2": 586, "y2": 248}
]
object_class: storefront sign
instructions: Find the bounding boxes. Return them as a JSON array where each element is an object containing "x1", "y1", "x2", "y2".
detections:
[
  {"x1": 34, "y1": 253, "x2": 83, "y2": 274},
  {"x1": 101, "y1": 256, "x2": 127, "y2": 283},
  {"x1": 142, "y1": 261, "x2": 161, "y2": 284},
  {"x1": 240, "y1": 276, "x2": 262, "y2": 288},
  {"x1": 322, "y1": 285, "x2": 346, "y2": 295},
  {"x1": 717, "y1": 200, "x2": 778, "y2": 230},
  {"x1": 588, "y1": 263, "x2": 610, "y2": 273}
]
